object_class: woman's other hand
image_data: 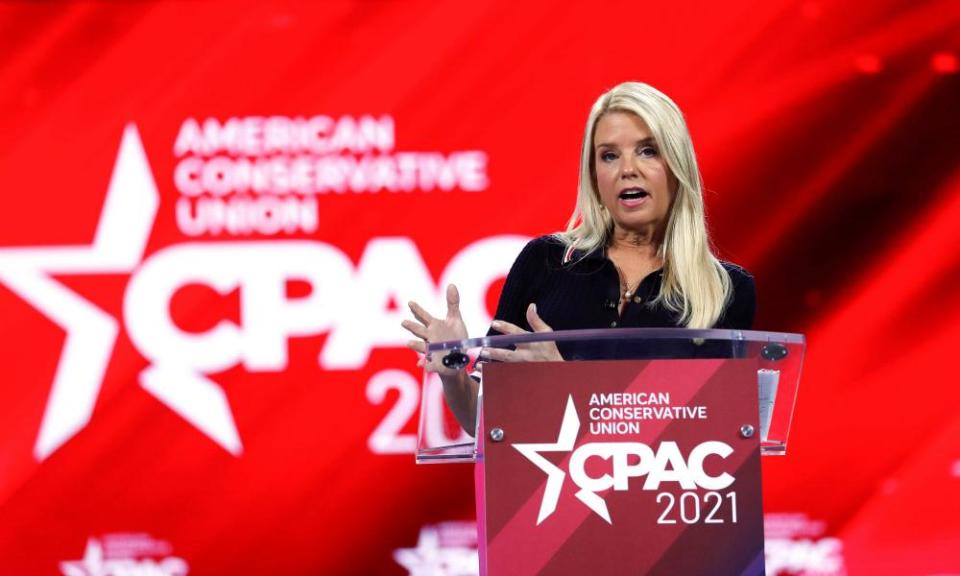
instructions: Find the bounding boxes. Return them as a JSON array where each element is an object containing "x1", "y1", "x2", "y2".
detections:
[
  {"x1": 402, "y1": 284, "x2": 469, "y2": 375},
  {"x1": 484, "y1": 303, "x2": 563, "y2": 362}
]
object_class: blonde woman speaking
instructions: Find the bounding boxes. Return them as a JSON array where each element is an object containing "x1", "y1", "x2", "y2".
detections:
[{"x1": 403, "y1": 82, "x2": 756, "y2": 431}]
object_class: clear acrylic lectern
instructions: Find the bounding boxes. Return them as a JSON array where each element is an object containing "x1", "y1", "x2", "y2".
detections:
[{"x1": 415, "y1": 328, "x2": 804, "y2": 576}]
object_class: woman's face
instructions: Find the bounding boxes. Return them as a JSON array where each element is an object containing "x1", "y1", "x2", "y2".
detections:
[{"x1": 593, "y1": 111, "x2": 675, "y2": 238}]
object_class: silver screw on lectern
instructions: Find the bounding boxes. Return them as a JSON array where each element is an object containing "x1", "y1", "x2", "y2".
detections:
[
  {"x1": 740, "y1": 424, "x2": 755, "y2": 438},
  {"x1": 490, "y1": 428, "x2": 505, "y2": 442}
]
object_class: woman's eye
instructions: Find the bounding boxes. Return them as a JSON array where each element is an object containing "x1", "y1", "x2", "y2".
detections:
[
  {"x1": 599, "y1": 150, "x2": 617, "y2": 162},
  {"x1": 638, "y1": 146, "x2": 657, "y2": 157}
]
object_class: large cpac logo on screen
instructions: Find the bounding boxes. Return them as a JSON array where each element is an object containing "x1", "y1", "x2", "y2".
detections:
[
  {"x1": 0, "y1": 124, "x2": 520, "y2": 461},
  {"x1": 514, "y1": 395, "x2": 735, "y2": 525}
]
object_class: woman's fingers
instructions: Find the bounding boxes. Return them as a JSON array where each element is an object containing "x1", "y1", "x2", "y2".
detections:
[
  {"x1": 526, "y1": 303, "x2": 553, "y2": 333},
  {"x1": 482, "y1": 346, "x2": 552, "y2": 363},
  {"x1": 400, "y1": 319, "x2": 428, "y2": 340},
  {"x1": 481, "y1": 347, "x2": 514, "y2": 362},
  {"x1": 481, "y1": 305, "x2": 562, "y2": 364},
  {"x1": 407, "y1": 300, "x2": 434, "y2": 325},
  {"x1": 405, "y1": 296, "x2": 468, "y2": 372},
  {"x1": 490, "y1": 319, "x2": 527, "y2": 335},
  {"x1": 406, "y1": 340, "x2": 427, "y2": 354},
  {"x1": 490, "y1": 303, "x2": 552, "y2": 335},
  {"x1": 445, "y1": 284, "x2": 461, "y2": 320}
]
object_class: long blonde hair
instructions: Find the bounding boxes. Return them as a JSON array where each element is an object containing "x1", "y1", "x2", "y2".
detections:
[{"x1": 557, "y1": 82, "x2": 731, "y2": 328}]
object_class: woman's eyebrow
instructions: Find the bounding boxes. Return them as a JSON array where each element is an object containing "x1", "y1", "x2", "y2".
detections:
[{"x1": 595, "y1": 137, "x2": 656, "y2": 149}]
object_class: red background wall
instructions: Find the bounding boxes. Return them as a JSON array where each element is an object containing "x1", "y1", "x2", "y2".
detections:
[{"x1": 0, "y1": 1, "x2": 958, "y2": 574}]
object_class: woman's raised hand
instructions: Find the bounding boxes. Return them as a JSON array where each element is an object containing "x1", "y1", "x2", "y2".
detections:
[
  {"x1": 483, "y1": 303, "x2": 563, "y2": 362},
  {"x1": 402, "y1": 284, "x2": 469, "y2": 374}
]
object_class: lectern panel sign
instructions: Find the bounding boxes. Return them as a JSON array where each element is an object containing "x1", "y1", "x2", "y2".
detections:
[{"x1": 480, "y1": 359, "x2": 764, "y2": 576}]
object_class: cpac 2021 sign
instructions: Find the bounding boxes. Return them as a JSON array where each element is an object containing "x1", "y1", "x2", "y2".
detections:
[
  {"x1": 0, "y1": 123, "x2": 523, "y2": 461},
  {"x1": 514, "y1": 394, "x2": 738, "y2": 525},
  {"x1": 480, "y1": 360, "x2": 764, "y2": 575}
]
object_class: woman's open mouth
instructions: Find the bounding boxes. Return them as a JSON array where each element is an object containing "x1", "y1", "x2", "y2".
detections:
[{"x1": 618, "y1": 187, "x2": 650, "y2": 207}]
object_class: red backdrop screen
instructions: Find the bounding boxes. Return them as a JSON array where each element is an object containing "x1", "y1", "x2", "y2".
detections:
[{"x1": 0, "y1": 1, "x2": 958, "y2": 574}]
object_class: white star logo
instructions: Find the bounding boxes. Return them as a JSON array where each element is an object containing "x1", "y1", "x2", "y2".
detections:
[
  {"x1": 393, "y1": 525, "x2": 479, "y2": 576},
  {"x1": 59, "y1": 538, "x2": 107, "y2": 576},
  {"x1": 58, "y1": 537, "x2": 189, "y2": 576},
  {"x1": 0, "y1": 124, "x2": 242, "y2": 460},
  {"x1": 512, "y1": 395, "x2": 616, "y2": 524}
]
